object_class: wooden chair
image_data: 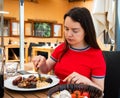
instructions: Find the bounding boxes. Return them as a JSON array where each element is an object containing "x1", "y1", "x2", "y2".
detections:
[
  {"x1": 28, "y1": 43, "x2": 48, "y2": 59},
  {"x1": 102, "y1": 51, "x2": 120, "y2": 98}
]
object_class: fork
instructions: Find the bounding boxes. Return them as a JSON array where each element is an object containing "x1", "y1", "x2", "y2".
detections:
[{"x1": 37, "y1": 68, "x2": 42, "y2": 81}]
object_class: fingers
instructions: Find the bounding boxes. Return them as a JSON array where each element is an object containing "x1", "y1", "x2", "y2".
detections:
[
  {"x1": 32, "y1": 56, "x2": 40, "y2": 65},
  {"x1": 63, "y1": 76, "x2": 79, "y2": 84},
  {"x1": 71, "y1": 77, "x2": 79, "y2": 84},
  {"x1": 32, "y1": 56, "x2": 40, "y2": 71},
  {"x1": 32, "y1": 55, "x2": 46, "y2": 71},
  {"x1": 63, "y1": 73, "x2": 76, "y2": 84},
  {"x1": 63, "y1": 72, "x2": 84, "y2": 84}
]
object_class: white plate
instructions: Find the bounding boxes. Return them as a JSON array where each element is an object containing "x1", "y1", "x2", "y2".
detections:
[{"x1": 4, "y1": 74, "x2": 60, "y2": 91}]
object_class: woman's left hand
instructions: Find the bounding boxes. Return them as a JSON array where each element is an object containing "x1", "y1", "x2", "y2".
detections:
[{"x1": 63, "y1": 72, "x2": 91, "y2": 84}]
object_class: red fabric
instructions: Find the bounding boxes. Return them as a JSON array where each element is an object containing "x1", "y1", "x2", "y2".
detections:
[{"x1": 51, "y1": 43, "x2": 106, "y2": 84}]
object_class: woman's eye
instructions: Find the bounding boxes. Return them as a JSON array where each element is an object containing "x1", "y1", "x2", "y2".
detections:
[
  {"x1": 65, "y1": 28, "x2": 69, "y2": 31},
  {"x1": 73, "y1": 30, "x2": 78, "y2": 33}
]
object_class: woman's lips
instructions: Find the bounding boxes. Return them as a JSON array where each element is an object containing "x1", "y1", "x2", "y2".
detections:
[{"x1": 67, "y1": 38, "x2": 73, "y2": 42}]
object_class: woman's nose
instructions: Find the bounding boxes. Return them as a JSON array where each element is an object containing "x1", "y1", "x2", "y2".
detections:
[{"x1": 67, "y1": 30, "x2": 73, "y2": 36}]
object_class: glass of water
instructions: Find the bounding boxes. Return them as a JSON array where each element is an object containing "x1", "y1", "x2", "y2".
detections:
[{"x1": 6, "y1": 62, "x2": 18, "y2": 78}]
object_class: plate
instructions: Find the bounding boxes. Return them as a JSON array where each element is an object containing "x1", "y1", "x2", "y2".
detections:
[{"x1": 4, "y1": 74, "x2": 60, "y2": 91}]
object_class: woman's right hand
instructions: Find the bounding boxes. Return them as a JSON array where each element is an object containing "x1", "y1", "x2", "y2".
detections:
[{"x1": 32, "y1": 55, "x2": 47, "y2": 73}]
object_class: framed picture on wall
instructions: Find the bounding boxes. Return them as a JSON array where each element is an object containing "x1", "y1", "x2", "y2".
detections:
[
  {"x1": 33, "y1": 22, "x2": 52, "y2": 37},
  {"x1": 53, "y1": 23, "x2": 62, "y2": 38},
  {"x1": 11, "y1": 21, "x2": 19, "y2": 36},
  {"x1": 25, "y1": 21, "x2": 33, "y2": 36}
]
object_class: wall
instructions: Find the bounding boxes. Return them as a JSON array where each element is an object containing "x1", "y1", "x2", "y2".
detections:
[
  {"x1": 2, "y1": 0, "x2": 93, "y2": 46},
  {"x1": 4, "y1": 0, "x2": 93, "y2": 22}
]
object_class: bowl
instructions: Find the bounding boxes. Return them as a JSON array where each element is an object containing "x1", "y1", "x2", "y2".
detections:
[{"x1": 48, "y1": 84, "x2": 103, "y2": 98}]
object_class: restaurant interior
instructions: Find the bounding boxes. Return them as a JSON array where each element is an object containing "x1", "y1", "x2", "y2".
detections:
[
  {"x1": 0, "y1": 0, "x2": 96, "y2": 68},
  {"x1": 0, "y1": 0, "x2": 120, "y2": 98}
]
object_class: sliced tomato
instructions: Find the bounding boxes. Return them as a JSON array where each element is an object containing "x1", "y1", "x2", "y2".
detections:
[
  {"x1": 82, "y1": 92, "x2": 89, "y2": 97},
  {"x1": 78, "y1": 96, "x2": 85, "y2": 98},
  {"x1": 73, "y1": 90, "x2": 82, "y2": 96},
  {"x1": 71, "y1": 93, "x2": 76, "y2": 98}
]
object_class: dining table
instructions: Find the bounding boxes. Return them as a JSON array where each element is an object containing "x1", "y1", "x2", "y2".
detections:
[
  {"x1": 3, "y1": 70, "x2": 103, "y2": 98},
  {"x1": 4, "y1": 88, "x2": 49, "y2": 98}
]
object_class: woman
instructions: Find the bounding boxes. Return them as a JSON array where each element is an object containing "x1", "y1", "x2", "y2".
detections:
[{"x1": 32, "y1": 7, "x2": 106, "y2": 91}]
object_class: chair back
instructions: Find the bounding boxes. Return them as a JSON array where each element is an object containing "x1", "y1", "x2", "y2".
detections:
[{"x1": 102, "y1": 51, "x2": 120, "y2": 98}]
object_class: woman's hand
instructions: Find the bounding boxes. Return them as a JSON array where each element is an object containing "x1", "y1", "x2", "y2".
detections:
[
  {"x1": 32, "y1": 55, "x2": 48, "y2": 73},
  {"x1": 63, "y1": 72, "x2": 91, "y2": 84},
  {"x1": 63, "y1": 72, "x2": 104, "y2": 91}
]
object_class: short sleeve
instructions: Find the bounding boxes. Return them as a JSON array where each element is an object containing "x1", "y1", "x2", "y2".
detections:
[
  {"x1": 50, "y1": 43, "x2": 65, "y2": 62},
  {"x1": 91, "y1": 50, "x2": 106, "y2": 78}
]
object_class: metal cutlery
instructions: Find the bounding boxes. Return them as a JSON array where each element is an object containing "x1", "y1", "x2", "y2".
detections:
[{"x1": 37, "y1": 68, "x2": 42, "y2": 81}]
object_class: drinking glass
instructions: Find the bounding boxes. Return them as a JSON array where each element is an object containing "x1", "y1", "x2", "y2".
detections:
[{"x1": 5, "y1": 62, "x2": 18, "y2": 78}]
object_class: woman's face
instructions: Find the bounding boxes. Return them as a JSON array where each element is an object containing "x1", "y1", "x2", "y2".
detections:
[{"x1": 64, "y1": 16, "x2": 86, "y2": 48}]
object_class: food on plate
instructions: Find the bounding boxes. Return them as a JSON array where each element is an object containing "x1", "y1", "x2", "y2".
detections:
[
  {"x1": 36, "y1": 80, "x2": 50, "y2": 88},
  {"x1": 12, "y1": 76, "x2": 22, "y2": 85},
  {"x1": 12, "y1": 75, "x2": 53, "y2": 88}
]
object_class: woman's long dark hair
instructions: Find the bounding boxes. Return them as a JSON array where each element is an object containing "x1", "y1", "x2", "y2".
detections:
[{"x1": 59, "y1": 7, "x2": 100, "y2": 60}]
